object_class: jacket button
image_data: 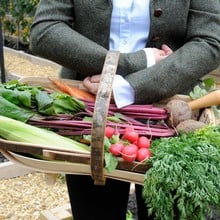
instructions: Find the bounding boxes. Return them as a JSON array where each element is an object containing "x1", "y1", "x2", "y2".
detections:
[
  {"x1": 154, "y1": 8, "x2": 163, "y2": 17},
  {"x1": 151, "y1": 36, "x2": 161, "y2": 41}
]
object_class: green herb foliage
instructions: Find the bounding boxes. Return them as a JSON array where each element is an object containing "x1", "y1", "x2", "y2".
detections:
[{"x1": 143, "y1": 125, "x2": 220, "y2": 220}]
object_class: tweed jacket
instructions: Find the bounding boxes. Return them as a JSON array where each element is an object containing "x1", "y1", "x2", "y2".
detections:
[{"x1": 30, "y1": 0, "x2": 220, "y2": 104}]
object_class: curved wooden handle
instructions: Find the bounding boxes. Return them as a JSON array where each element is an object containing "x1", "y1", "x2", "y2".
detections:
[
  {"x1": 188, "y1": 90, "x2": 220, "y2": 110},
  {"x1": 91, "y1": 51, "x2": 120, "y2": 185}
]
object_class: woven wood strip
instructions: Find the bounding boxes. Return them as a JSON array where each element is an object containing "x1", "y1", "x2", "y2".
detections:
[{"x1": 91, "y1": 51, "x2": 120, "y2": 185}]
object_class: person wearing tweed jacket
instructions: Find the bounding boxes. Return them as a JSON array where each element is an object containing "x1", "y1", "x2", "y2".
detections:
[{"x1": 30, "y1": 1, "x2": 220, "y2": 220}]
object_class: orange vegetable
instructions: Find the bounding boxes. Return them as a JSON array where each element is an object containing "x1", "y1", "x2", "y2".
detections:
[
  {"x1": 49, "y1": 77, "x2": 95, "y2": 101},
  {"x1": 188, "y1": 89, "x2": 220, "y2": 110}
]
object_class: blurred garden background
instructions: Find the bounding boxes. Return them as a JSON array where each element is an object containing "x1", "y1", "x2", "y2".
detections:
[{"x1": 0, "y1": 0, "x2": 39, "y2": 53}]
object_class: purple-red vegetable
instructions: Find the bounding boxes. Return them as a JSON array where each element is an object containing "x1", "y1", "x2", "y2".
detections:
[{"x1": 27, "y1": 96, "x2": 175, "y2": 138}]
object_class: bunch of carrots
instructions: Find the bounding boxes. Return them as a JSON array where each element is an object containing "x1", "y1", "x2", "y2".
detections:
[{"x1": 49, "y1": 77, "x2": 96, "y2": 102}]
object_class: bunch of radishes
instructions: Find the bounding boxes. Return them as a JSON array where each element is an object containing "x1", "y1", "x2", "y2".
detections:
[{"x1": 105, "y1": 125, "x2": 152, "y2": 163}]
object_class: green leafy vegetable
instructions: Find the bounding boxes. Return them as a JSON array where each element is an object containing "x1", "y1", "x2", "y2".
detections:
[
  {"x1": 0, "y1": 80, "x2": 86, "y2": 121},
  {"x1": 105, "y1": 152, "x2": 118, "y2": 172},
  {"x1": 0, "y1": 96, "x2": 34, "y2": 122},
  {"x1": 189, "y1": 78, "x2": 217, "y2": 100},
  {"x1": 51, "y1": 92, "x2": 85, "y2": 113},
  {"x1": 103, "y1": 136, "x2": 119, "y2": 172},
  {"x1": 126, "y1": 210, "x2": 134, "y2": 220},
  {"x1": 142, "y1": 125, "x2": 220, "y2": 220}
]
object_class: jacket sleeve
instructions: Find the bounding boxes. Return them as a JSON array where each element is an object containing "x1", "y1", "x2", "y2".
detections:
[
  {"x1": 30, "y1": 0, "x2": 109, "y2": 76},
  {"x1": 30, "y1": 0, "x2": 147, "y2": 77},
  {"x1": 125, "y1": 0, "x2": 220, "y2": 104}
]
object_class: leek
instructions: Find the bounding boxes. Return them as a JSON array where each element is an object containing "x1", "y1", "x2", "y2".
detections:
[{"x1": 0, "y1": 115, "x2": 90, "y2": 153}]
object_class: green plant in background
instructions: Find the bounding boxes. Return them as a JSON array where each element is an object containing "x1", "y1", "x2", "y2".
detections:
[
  {"x1": 2, "y1": 18, "x2": 16, "y2": 39},
  {"x1": 0, "y1": 0, "x2": 9, "y2": 18},
  {"x1": 1, "y1": 0, "x2": 39, "y2": 48},
  {"x1": 0, "y1": 0, "x2": 9, "y2": 43}
]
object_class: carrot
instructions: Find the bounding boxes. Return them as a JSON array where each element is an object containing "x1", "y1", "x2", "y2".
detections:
[
  {"x1": 188, "y1": 89, "x2": 220, "y2": 110},
  {"x1": 49, "y1": 77, "x2": 95, "y2": 101}
]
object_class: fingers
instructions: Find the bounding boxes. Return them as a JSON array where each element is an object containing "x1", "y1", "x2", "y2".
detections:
[
  {"x1": 89, "y1": 74, "x2": 101, "y2": 83},
  {"x1": 152, "y1": 48, "x2": 166, "y2": 63},
  {"x1": 83, "y1": 76, "x2": 99, "y2": 95},
  {"x1": 152, "y1": 48, "x2": 165, "y2": 56},
  {"x1": 152, "y1": 45, "x2": 173, "y2": 63},
  {"x1": 161, "y1": 44, "x2": 173, "y2": 55}
]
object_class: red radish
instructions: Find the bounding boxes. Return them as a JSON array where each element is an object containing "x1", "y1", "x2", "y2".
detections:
[
  {"x1": 105, "y1": 126, "x2": 115, "y2": 138},
  {"x1": 109, "y1": 143, "x2": 124, "y2": 156},
  {"x1": 137, "y1": 136, "x2": 151, "y2": 148},
  {"x1": 136, "y1": 148, "x2": 151, "y2": 162},
  {"x1": 133, "y1": 140, "x2": 138, "y2": 145},
  {"x1": 124, "y1": 126, "x2": 134, "y2": 132},
  {"x1": 123, "y1": 127, "x2": 139, "y2": 143},
  {"x1": 121, "y1": 144, "x2": 138, "y2": 162}
]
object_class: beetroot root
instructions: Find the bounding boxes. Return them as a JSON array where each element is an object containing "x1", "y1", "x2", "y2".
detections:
[
  {"x1": 166, "y1": 99, "x2": 192, "y2": 127},
  {"x1": 176, "y1": 119, "x2": 206, "y2": 133}
]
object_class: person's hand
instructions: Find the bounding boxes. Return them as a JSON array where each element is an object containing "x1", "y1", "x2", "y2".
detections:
[
  {"x1": 153, "y1": 44, "x2": 173, "y2": 63},
  {"x1": 83, "y1": 74, "x2": 101, "y2": 95},
  {"x1": 83, "y1": 44, "x2": 173, "y2": 94}
]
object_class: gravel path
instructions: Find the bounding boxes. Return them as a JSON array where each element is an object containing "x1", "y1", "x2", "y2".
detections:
[
  {"x1": 0, "y1": 172, "x2": 69, "y2": 220},
  {"x1": 4, "y1": 50, "x2": 60, "y2": 79}
]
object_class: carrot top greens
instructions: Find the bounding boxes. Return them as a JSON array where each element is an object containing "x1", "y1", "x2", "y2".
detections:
[{"x1": 143, "y1": 124, "x2": 220, "y2": 220}]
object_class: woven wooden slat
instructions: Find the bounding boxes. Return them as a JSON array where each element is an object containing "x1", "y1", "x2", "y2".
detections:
[{"x1": 91, "y1": 51, "x2": 120, "y2": 185}]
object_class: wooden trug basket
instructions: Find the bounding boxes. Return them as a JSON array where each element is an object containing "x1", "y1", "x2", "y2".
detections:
[
  {"x1": 0, "y1": 51, "x2": 150, "y2": 185},
  {"x1": 0, "y1": 51, "x2": 218, "y2": 185}
]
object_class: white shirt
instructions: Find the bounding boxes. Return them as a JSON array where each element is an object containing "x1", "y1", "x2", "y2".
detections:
[
  {"x1": 110, "y1": 0, "x2": 155, "y2": 108},
  {"x1": 110, "y1": 0, "x2": 150, "y2": 52}
]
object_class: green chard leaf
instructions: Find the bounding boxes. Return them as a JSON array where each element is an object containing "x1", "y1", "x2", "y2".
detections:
[
  {"x1": 35, "y1": 90, "x2": 54, "y2": 115},
  {"x1": 0, "y1": 96, "x2": 34, "y2": 122},
  {"x1": 0, "y1": 87, "x2": 32, "y2": 107}
]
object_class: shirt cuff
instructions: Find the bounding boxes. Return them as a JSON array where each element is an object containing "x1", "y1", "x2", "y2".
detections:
[
  {"x1": 143, "y1": 48, "x2": 156, "y2": 67},
  {"x1": 112, "y1": 75, "x2": 135, "y2": 108}
]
